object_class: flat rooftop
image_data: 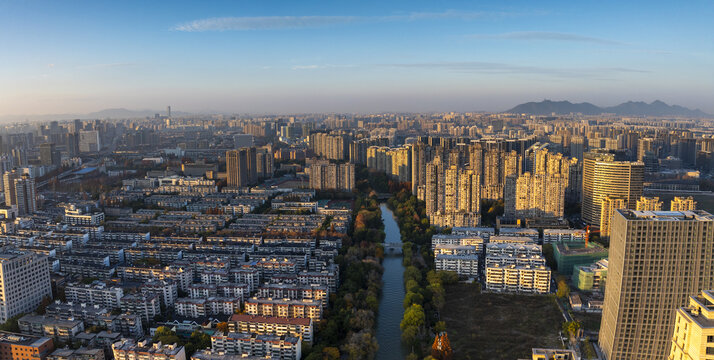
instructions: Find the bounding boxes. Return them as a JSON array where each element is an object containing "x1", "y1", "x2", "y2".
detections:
[{"x1": 619, "y1": 209, "x2": 714, "y2": 221}]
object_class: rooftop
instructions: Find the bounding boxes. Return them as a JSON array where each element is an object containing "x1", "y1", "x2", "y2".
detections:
[{"x1": 619, "y1": 209, "x2": 714, "y2": 221}]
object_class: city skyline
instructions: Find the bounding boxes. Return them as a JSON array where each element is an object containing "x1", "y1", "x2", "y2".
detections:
[{"x1": 1, "y1": 0, "x2": 713, "y2": 116}]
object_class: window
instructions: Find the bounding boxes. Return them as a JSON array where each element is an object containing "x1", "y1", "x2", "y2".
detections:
[{"x1": 707, "y1": 347, "x2": 714, "y2": 355}]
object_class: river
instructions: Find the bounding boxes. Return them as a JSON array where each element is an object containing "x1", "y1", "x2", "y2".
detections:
[{"x1": 375, "y1": 203, "x2": 408, "y2": 360}]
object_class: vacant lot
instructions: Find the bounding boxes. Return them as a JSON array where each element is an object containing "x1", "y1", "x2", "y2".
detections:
[{"x1": 441, "y1": 283, "x2": 565, "y2": 359}]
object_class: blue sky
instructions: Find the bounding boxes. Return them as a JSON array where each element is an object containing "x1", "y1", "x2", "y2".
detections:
[{"x1": 1, "y1": 0, "x2": 712, "y2": 115}]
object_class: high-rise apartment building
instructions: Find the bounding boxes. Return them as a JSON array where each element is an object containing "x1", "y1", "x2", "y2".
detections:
[
  {"x1": 599, "y1": 196, "x2": 627, "y2": 240},
  {"x1": 636, "y1": 196, "x2": 663, "y2": 211},
  {"x1": 0, "y1": 251, "x2": 52, "y2": 322},
  {"x1": 582, "y1": 150, "x2": 644, "y2": 226},
  {"x1": 307, "y1": 161, "x2": 354, "y2": 191},
  {"x1": 668, "y1": 289, "x2": 714, "y2": 360},
  {"x1": 39, "y1": 143, "x2": 60, "y2": 167},
  {"x1": 671, "y1": 196, "x2": 697, "y2": 212},
  {"x1": 3, "y1": 170, "x2": 37, "y2": 216},
  {"x1": 226, "y1": 148, "x2": 257, "y2": 188},
  {"x1": 308, "y1": 132, "x2": 349, "y2": 161},
  {"x1": 78, "y1": 130, "x2": 101, "y2": 153},
  {"x1": 600, "y1": 210, "x2": 714, "y2": 360}
]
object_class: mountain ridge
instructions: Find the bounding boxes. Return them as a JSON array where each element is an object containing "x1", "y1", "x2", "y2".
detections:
[{"x1": 507, "y1": 100, "x2": 710, "y2": 117}]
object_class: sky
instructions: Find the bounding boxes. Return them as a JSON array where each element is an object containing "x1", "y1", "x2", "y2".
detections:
[{"x1": 0, "y1": 0, "x2": 713, "y2": 116}]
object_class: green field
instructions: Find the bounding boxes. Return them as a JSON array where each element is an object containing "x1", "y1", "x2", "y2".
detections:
[{"x1": 441, "y1": 283, "x2": 565, "y2": 359}]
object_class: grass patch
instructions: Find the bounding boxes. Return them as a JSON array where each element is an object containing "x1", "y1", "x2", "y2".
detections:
[{"x1": 441, "y1": 283, "x2": 564, "y2": 359}]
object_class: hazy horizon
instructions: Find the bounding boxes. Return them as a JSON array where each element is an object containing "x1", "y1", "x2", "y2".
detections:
[{"x1": 2, "y1": 0, "x2": 713, "y2": 116}]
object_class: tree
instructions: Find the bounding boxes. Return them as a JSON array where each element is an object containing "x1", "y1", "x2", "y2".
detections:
[
  {"x1": 36, "y1": 296, "x2": 52, "y2": 315},
  {"x1": 216, "y1": 322, "x2": 229, "y2": 333},
  {"x1": 431, "y1": 332, "x2": 453, "y2": 360},
  {"x1": 400, "y1": 304, "x2": 426, "y2": 330},
  {"x1": 322, "y1": 346, "x2": 340, "y2": 360},
  {"x1": 556, "y1": 278, "x2": 570, "y2": 298}
]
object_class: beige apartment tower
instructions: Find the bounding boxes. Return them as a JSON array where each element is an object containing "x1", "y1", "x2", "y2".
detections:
[
  {"x1": 599, "y1": 196, "x2": 627, "y2": 239},
  {"x1": 671, "y1": 196, "x2": 697, "y2": 212},
  {"x1": 600, "y1": 210, "x2": 714, "y2": 360},
  {"x1": 668, "y1": 290, "x2": 714, "y2": 360},
  {"x1": 636, "y1": 196, "x2": 663, "y2": 211},
  {"x1": 581, "y1": 151, "x2": 644, "y2": 226}
]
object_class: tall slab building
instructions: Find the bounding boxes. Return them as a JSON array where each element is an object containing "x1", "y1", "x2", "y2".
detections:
[
  {"x1": 581, "y1": 150, "x2": 644, "y2": 226},
  {"x1": 600, "y1": 210, "x2": 714, "y2": 359}
]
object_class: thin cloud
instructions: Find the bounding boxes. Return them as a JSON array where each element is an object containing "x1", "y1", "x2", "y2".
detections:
[
  {"x1": 171, "y1": 11, "x2": 538, "y2": 32},
  {"x1": 290, "y1": 64, "x2": 357, "y2": 70},
  {"x1": 468, "y1": 31, "x2": 625, "y2": 45},
  {"x1": 75, "y1": 62, "x2": 137, "y2": 69},
  {"x1": 381, "y1": 61, "x2": 650, "y2": 78}
]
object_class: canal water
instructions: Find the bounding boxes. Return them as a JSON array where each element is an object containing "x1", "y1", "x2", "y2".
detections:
[{"x1": 375, "y1": 203, "x2": 408, "y2": 360}]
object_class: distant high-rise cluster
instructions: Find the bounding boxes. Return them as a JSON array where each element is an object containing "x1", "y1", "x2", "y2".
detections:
[
  {"x1": 308, "y1": 132, "x2": 350, "y2": 161},
  {"x1": 505, "y1": 143, "x2": 578, "y2": 219},
  {"x1": 366, "y1": 146, "x2": 411, "y2": 182}
]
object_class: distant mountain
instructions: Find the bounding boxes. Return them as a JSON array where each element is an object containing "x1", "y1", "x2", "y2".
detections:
[{"x1": 508, "y1": 100, "x2": 710, "y2": 117}]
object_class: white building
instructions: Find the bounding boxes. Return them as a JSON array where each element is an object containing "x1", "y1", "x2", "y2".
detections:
[
  {"x1": 113, "y1": 339, "x2": 186, "y2": 360},
  {"x1": 65, "y1": 281, "x2": 123, "y2": 309},
  {"x1": 0, "y1": 251, "x2": 52, "y2": 322}
]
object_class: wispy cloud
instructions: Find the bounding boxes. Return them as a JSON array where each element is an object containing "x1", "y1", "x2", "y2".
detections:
[
  {"x1": 171, "y1": 11, "x2": 537, "y2": 32},
  {"x1": 468, "y1": 31, "x2": 624, "y2": 45},
  {"x1": 75, "y1": 62, "x2": 137, "y2": 69},
  {"x1": 290, "y1": 64, "x2": 357, "y2": 70},
  {"x1": 381, "y1": 61, "x2": 649, "y2": 78}
]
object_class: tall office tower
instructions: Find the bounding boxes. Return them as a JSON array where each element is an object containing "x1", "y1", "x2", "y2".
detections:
[
  {"x1": 600, "y1": 210, "x2": 714, "y2": 360},
  {"x1": 671, "y1": 196, "x2": 697, "y2": 212},
  {"x1": 167, "y1": 105, "x2": 171, "y2": 118},
  {"x1": 226, "y1": 149, "x2": 248, "y2": 188},
  {"x1": 668, "y1": 289, "x2": 714, "y2": 360},
  {"x1": 599, "y1": 195, "x2": 627, "y2": 240},
  {"x1": 581, "y1": 150, "x2": 644, "y2": 226},
  {"x1": 0, "y1": 251, "x2": 52, "y2": 322},
  {"x1": 39, "y1": 143, "x2": 60, "y2": 167},
  {"x1": 636, "y1": 196, "x2": 663, "y2": 211},
  {"x1": 308, "y1": 160, "x2": 355, "y2": 191},
  {"x1": 78, "y1": 130, "x2": 101, "y2": 152},
  {"x1": 13, "y1": 175, "x2": 37, "y2": 215}
]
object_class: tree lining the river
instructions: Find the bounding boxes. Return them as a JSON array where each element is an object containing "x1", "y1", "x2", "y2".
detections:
[
  {"x1": 303, "y1": 166, "x2": 387, "y2": 360},
  {"x1": 387, "y1": 189, "x2": 459, "y2": 359}
]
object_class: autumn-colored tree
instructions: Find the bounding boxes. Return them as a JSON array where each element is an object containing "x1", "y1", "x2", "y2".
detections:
[
  {"x1": 216, "y1": 322, "x2": 229, "y2": 333},
  {"x1": 431, "y1": 332, "x2": 453, "y2": 360}
]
